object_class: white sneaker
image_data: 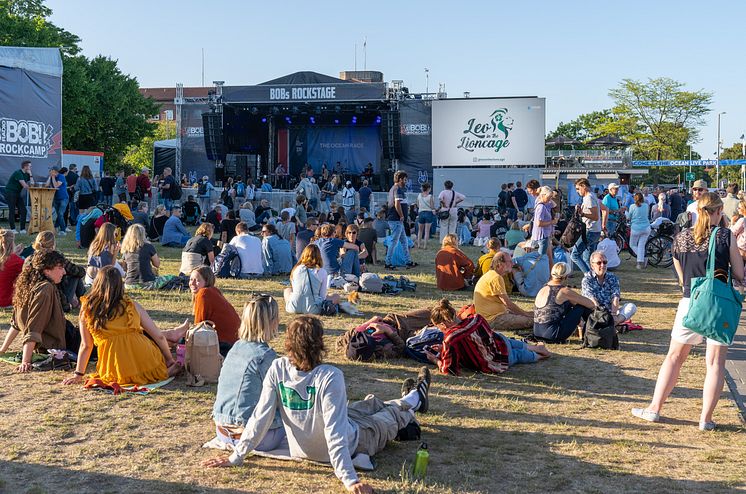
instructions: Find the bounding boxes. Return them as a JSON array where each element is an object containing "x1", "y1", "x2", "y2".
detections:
[
  {"x1": 19, "y1": 229, "x2": 26, "y2": 235},
  {"x1": 58, "y1": 231, "x2": 67, "y2": 236},
  {"x1": 10, "y1": 229, "x2": 19, "y2": 234}
]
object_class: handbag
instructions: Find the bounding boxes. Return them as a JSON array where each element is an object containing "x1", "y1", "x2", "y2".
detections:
[
  {"x1": 185, "y1": 320, "x2": 223, "y2": 384},
  {"x1": 683, "y1": 227, "x2": 744, "y2": 345},
  {"x1": 307, "y1": 267, "x2": 338, "y2": 316},
  {"x1": 438, "y1": 190, "x2": 455, "y2": 220}
]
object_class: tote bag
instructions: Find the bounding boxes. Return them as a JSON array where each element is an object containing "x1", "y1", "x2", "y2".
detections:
[{"x1": 683, "y1": 227, "x2": 744, "y2": 345}]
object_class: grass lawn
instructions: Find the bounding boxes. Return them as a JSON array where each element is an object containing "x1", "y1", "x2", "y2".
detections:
[{"x1": 0, "y1": 231, "x2": 744, "y2": 494}]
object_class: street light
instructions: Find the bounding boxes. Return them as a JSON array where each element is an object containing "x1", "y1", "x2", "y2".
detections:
[{"x1": 717, "y1": 111, "x2": 726, "y2": 187}]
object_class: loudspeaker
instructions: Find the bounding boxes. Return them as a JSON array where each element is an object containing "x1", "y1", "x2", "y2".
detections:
[
  {"x1": 202, "y1": 112, "x2": 225, "y2": 161},
  {"x1": 381, "y1": 110, "x2": 401, "y2": 160}
]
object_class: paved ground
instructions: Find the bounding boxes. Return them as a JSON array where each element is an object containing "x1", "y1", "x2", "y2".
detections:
[{"x1": 725, "y1": 316, "x2": 746, "y2": 423}]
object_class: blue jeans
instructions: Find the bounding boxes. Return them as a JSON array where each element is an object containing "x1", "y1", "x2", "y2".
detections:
[
  {"x1": 606, "y1": 219, "x2": 618, "y2": 236},
  {"x1": 570, "y1": 230, "x2": 601, "y2": 274},
  {"x1": 53, "y1": 198, "x2": 69, "y2": 231},
  {"x1": 340, "y1": 250, "x2": 361, "y2": 277},
  {"x1": 502, "y1": 336, "x2": 538, "y2": 366},
  {"x1": 103, "y1": 195, "x2": 113, "y2": 206},
  {"x1": 164, "y1": 197, "x2": 174, "y2": 211},
  {"x1": 68, "y1": 199, "x2": 79, "y2": 226},
  {"x1": 536, "y1": 237, "x2": 550, "y2": 256},
  {"x1": 386, "y1": 220, "x2": 411, "y2": 266}
]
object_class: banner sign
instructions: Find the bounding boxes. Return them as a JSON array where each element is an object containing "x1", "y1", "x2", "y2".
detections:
[
  {"x1": 398, "y1": 99, "x2": 433, "y2": 182},
  {"x1": 432, "y1": 97, "x2": 545, "y2": 167},
  {"x1": 223, "y1": 83, "x2": 387, "y2": 104},
  {"x1": 632, "y1": 159, "x2": 746, "y2": 167},
  {"x1": 304, "y1": 126, "x2": 381, "y2": 174},
  {"x1": 178, "y1": 103, "x2": 214, "y2": 181},
  {"x1": 0, "y1": 47, "x2": 62, "y2": 187}
]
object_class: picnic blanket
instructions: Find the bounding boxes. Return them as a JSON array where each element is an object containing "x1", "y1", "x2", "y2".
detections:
[
  {"x1": 0, "y1": 352, "x2": 48, "y2": 366},
  {"x1": 83, "y1": 376, "x2": 174, "y2": 395}
]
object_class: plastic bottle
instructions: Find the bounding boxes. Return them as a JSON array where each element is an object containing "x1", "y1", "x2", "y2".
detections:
[{"x1": 413, "y1": 442, "x2": 429, "y2": 480}]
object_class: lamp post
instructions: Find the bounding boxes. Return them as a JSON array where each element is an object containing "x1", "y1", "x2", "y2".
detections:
[
  {"x1": 717, "y1": 111, "x2": 726, "y2": 188},
  {"x1": 424, "y1": 68, "x2": 429, "y2": 95}
]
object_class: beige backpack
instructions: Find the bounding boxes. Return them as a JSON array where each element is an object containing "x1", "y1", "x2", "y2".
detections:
[{"x1": 185, "y1": 320, "x2": 223, "y2": 384}]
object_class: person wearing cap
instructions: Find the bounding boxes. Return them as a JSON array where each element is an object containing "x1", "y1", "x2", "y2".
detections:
[
  {"x1": 341, "y1": 180, "x2": 356, "y2": 222},
  {"x1": 512, "y1": 240, "x2": 550, "y2": 297},
  {"x1": 45, "y1": 166, "x2": 69, "y2": 235},
  {"x1": 685, "y1": 179, "x2": 708, "y2": 225},
  {"x1": 601, "y1": 183, "x2": 625, "y2": 236}
]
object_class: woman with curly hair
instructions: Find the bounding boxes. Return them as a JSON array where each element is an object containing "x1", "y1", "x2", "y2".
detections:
[
  {"x1": 27, "y1": 230, "x2": 86, "y2": 312},
  {"x1": 62, "y1": 266, "x2": 181, "y2": 387},
  {"x1": 0, "y1": 251, "x2": 71, "y2": 372}
]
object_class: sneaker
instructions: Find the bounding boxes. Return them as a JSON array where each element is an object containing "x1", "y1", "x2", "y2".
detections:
[
  {"x1": 406, "y1": 261, "x2": 419, "y2": 269},
  {"x1": 10, "y1": 229, "x2": 19, "y2": 234},
  {"x1": 415, "y1": 366, "x2": 431, "y2": 413},
  {"x1": 19, "y1": 229, "x2": 26, "y2": 235},
  {"x1": 631, "y1": 407, "x2": 660, "y2": 423},
  {"x1": 401, "y1": 377, "x2": 416, "y2": 398},
  {"x1": 32, "y1": 353, "x2": 74, "y2": 372},
  {"x1": 384, "y1": 264, "x2": 397, "y2": 270},
  {"x1": 58, "y1": 230, "x2": 67, "y2": 236},
  {"x1": 699, "y1": 421, "x2": 717, "y2": 431}
]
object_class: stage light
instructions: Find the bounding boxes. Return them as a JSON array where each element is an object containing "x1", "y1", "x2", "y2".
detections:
[
  {"x1": 334, "y1": 119, "x2": 339, "y2": 124},
  {"x1": 352, "y1": 116, "x2": 357, "y2": 124},
  {"x1": 375, "y1": 116, "x2": 382, "y2": 124},
  {"x1": 310, "y1": 116, "x2": 315, "y2": 124},
  {"x1": 261, "y1": 117, "x2": 267, "y2": 123},
  {"x1": 285, "y1": 116, "x2": 291, "y2": 123}
]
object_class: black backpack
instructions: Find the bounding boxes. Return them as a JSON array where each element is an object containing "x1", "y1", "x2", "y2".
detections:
[
  {"x1": 170, "y1": 180, "x2": 182, "y2": 200},
  {"x1": 103, "y1": 207, "x2": 130, "y2": 238},
  {"x1": 583, "y1": 307, "x2": 619, "y2": 349},
  {"x1": 212, "y1": 243, "x2": 242, "y2": 278},
  {"x1": 197, "y1": 181, "x2": 208, "y2": 197},
  {"x1": 560, "y1": 209, "x2": 587, "y2": 248}
]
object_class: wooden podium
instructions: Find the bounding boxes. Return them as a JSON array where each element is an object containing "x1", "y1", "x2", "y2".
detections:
[{"x1": 28, "y1": 187, "x2": 56, "y2": 235}]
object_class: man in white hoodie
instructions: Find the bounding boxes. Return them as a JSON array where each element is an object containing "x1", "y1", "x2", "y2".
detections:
[{"x1": 204, "y1": 315, "x2": 432, "y2": 494}]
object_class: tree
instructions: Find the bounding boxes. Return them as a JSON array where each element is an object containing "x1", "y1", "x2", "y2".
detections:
[
  {"x1": 122, "y1": 120, "x2": 175, "y2": 173},
  {"x1": 601, "y1": 77, "x2": 712, "y2": 160},
  {"x1": 547, "y1": 110, "x2": 614, "y2": 142},
  {"x1": 719, "y1": 142, "x2": 745, "y2": 160},
  {"x1": 0, "y1": 0, "x2": 80, "y2": 55}
]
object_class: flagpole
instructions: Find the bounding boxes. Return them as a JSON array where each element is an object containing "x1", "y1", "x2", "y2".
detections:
[{"x1": 363, "y1": 37, "x2": 367, "y2": 71}]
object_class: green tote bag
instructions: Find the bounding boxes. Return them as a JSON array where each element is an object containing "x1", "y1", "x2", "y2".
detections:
[{"x1": 683, "y1": 227, "x2": 744, "y2": 345}]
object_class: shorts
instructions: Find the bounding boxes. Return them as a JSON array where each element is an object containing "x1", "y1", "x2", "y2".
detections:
[
  {"x1": 671, "y1": 297, "x2": 727, "y2": 347},
  {"x1": 417, "y1": 211, "x2": 436, "y2": 224}
]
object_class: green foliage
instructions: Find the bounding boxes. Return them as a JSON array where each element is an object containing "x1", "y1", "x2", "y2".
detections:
[
  {"x1": 122, "y1": 121, "x2": 175, "y2": 173},
  {"x1": 1, "y1": 0, "x2": 159, "y2": 164},
  {"x1": 547, "y1": 110, "x2": 614, "y2": 142},
  {"x1": 719, "y1": 142, "x2": 745, "y2": 160}
]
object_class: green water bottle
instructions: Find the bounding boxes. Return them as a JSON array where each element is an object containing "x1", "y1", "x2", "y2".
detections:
[{"x1": 413, "y1": 442, "x2": 429, "y2": 480}]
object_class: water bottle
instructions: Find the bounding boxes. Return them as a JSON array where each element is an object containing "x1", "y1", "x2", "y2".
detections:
[{"x1": 413, "y1": 442, "x2": 429, "y2": 480}]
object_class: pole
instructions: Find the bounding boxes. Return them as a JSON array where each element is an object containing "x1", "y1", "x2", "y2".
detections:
[
  {"x1": 717, "y1": 112, "x2": 725, "y2": 188},
  {"x1": 201, "y1": 48, "x2": 204, "y2": 87},
  {"x1": 354, "y1": 43, "x2": 357, "y2": 71},
  {"x1": 363, "y1": 37, "x2": 367, "y2": 71}
]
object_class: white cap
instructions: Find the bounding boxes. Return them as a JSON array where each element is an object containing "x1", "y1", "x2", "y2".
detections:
[
  {"x1": 608, "y1": 183, "x2": 620, "y2": 190},
  {"x1": 346, "y1": 180, "x2": 352, "y2": 185}
]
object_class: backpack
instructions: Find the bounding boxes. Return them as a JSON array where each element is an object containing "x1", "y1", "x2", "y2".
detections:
[
  {"x1": 582, "y1": 307, "x2": 619, "y2": 349},
  {"x1": 220, "y1": 189, "x2": 234, "y2": 210},
  {"x1": 235, "y1": 182, "x2": 246, "y2": 197},
  {"x1": 560, "y1": 209, "x2": 587, "y2": 248},
  {"x1": 213, "y1": 243, "x2": 242, "y2": 278},
  {"x1": 170, "y1": 180, "x2": 182, "y2": 200},
  {"x1": 185, "y1": 321, "x2": 223, "y2": 384},
  {"x1": 359, "y1": 272, "x2": 384, "y2": 293},
  {"x1": 198, "y1": 181, "x2": 208, "y2": 197},
  {"x1": 404, "y1": 327, "x2": 444, "y2": 364},
  {"x1": 103, "y1": 206, "x2": 130, "y2": 239},
  {"x1": 439, "y1": 314, "x2": 510, "y2": 375}
]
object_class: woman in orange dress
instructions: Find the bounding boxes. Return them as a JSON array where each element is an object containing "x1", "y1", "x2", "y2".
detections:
[{"x1": 62, "y1": 266, "x2": 182, "y2": 387}]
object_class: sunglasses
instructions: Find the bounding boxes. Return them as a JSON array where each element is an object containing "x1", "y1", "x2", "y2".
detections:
[
  {"x1": 692, "y1": 188, "x2": 705, "y2": 192},
  {"x1": 594, "y1": 261, "x2": 608, "y2": 265}
]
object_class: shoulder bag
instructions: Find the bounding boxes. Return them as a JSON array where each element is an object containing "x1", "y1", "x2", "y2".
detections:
[
  {"x1": 438, "y1": 190, "x2": 455, "y2": 220},
  {"x1": 683, "y1": 227, "x2": 744, "y2": 345}
]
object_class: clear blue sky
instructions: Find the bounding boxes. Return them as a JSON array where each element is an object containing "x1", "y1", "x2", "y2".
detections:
[{"x1": 47, "y1": 0, "x2": 745, "y2": 159}]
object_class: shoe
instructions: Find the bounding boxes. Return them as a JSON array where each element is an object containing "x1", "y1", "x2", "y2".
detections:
[
  {"x1": 58, "y1": 231, "x2": 67, "y2": 236},
  {"x1": 19, "y1": 229, "x2": 26, "y2": 235},
  {"x1": 406, "y1": 261, "x2": 419, "y2": 268},
  {"x1": 32, "y1": 353, "x2": 74, "y2": 372},
  {"x1": 10, "y1": 229, "x2": 19, "y2": 234},
  {"x1": 631, "y1": 407, "x2": 660, "y2": 423},
  {"x1": 699, "y1": 421, "x2": 716, "y2": 431},
  {"x1": 384, "y1": 264, "x2": 397, "y2": 270},
  {"x1": 401, "y1": 377, "x2": 416, "y2": 398},
  {"x1": 636, "y1": 263, "x2": 642, "y2": 270},
  {"x1": 415, "y1": 366, "x2": 431, "y2": 413}
]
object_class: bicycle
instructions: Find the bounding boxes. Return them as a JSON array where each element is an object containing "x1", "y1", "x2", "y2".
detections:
[{"x1": 611, "y1": 216, "x2": 674, "y2": 268}]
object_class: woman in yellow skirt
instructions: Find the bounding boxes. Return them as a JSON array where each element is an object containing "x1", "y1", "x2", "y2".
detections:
[{"x1": 62, "y1": 266, "x2": 183, "y2": 387}]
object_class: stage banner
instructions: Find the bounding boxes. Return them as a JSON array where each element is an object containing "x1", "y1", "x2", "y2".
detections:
[
  {"x1": 223, "y1": 82, "x2": 386, "y2": 104},
  {"x1": 179, "y1": 103, "x2": 213, "y2": 183},
  {"x1": 398, "y1": 99, "x2": 433, "y2": 185},
  {"x1": 306, "y1": 127, "x2": 380, "y2": 175},
  {"x1": 0, "y1": 47, "x2": 63, "y2": 188},
  {"x1": 288, "y1": 127, "x2": 307, "y2": 178},
  {"x1": 432, "y1": 97, "x2": 545, "y2": 167}
]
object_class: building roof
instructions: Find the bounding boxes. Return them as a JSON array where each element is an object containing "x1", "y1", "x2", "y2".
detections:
[{"x1": 259, "y1": 71, "x2": 350, "y2": 85}]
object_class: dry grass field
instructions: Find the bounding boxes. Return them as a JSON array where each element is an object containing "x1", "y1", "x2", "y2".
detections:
[{"x1": 0, "y1": 232, "x2": 744, "y2": 494}]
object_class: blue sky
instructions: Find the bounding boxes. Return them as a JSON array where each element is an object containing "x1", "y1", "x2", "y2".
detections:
[{"x1": 47, "y1": 0, "x2": 745, "y2": 158}]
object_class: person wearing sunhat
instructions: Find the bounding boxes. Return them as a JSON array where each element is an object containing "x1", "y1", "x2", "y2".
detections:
[
  {"x1": 685, "y1": 179, "x2": 708, "y2": 225},
  {"x1": 601, "y1": 183, "x2": 625, "y2": 236}
]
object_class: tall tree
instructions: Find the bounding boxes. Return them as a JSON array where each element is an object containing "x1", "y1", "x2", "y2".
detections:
[
  {"x1": 0, "y1": 0, "x2": 80, "y2": 55},
  {"x1": 600, "y1": 78, "x2": 712, "y2": 160},
  {"x1": 547, "y1": 110, "x2": 614, "y2": 142}
]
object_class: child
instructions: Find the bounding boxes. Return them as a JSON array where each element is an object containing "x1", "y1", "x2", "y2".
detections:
[
  {"x1": 474, "y1": 212, "x2": 494, "y2": 247},
  {"x1": 455, "y1": 210, "x2": 472, "y2": 246}
]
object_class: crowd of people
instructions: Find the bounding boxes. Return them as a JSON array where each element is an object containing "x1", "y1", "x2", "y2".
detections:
[{"x1": 2, "y1": 156, "x2": 745, "y2": 491}]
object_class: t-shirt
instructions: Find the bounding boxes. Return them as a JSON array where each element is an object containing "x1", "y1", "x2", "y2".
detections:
[
  {"x1": 100, "y1": 176, "x2": 115, "y2": 195},
  {"x1": 438, "y1": 189, "x2": 464, "y2": 216},
  {"x1": 6, "y1": 169, "x2": 30, "y2": 193},
  {"x1": 0, "y1": 253, "x2": 24, "y2": 306},
  {"x1": 230, "y1": 233, "x2": 264, "y2": 275},
  {"x1": 596, "y1": 238, "x2": 621, "y2": 269},
  {"x1": 474, "y1": 270, "x2": 508, "y2": 321},
  {"x1": 373, "y1": 218, "x2": 389, "y2": 238},
  {"x1": 53, "y1": 173, "x2": 68, "y2": 201},
  {"x1": 357, "y1": 227, "x2": 377, "y2": 257},
  {"x1": 359, "y1": 186, "x2": 372, "y2": 207},
  {"x1": 315, "y1": 237, "x2": 345, "y2": 274},
  {"x1": 184, "y1": 236, "x2": 214, "y2": 265},
  {"x1": 123, "y1": 243, "x2": 158, "y2": 284},
  {"x1": 513, "y1": 188, "x2": 528, "y2": 209},
  {"x1": 162, "y1": 175, "x2": 176, "y2": 197},
  {"x1": 581, "y1": 193, "x2": 602, "y2": 233},
  {"x1": 602, "y1": 194, "x2": 620, "y2": 222},
  {"x1": 387, "y1": 185, "x2": 409, "y2": 221},
  {"x1": 220, "y1": 219, "x2": 241, "y2": 243},
  {"x1": 295, "y1": 228, "x2": 314, "y2": 260},
  {"x1": 277, "y1": 221, "x2": 296, "y2": 242},
  {"x1": 193, "y1": 287, "x2": 240, "y2": 344}
]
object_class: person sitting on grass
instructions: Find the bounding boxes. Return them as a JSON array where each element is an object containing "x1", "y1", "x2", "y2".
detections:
[
  {"x1": 120, "y1": 224, "x2": 160, "y2": 289},
  {"x1": 62, "y1": 266, "x2": 184, "y2": 388},
  {"x1": 203, "y1": 314, "x2": 432, "y2": 494},
  {"x1": 85, "y1": 223, "x2": 124, "y2": 285},
  {"x1": 131, "y1": 201, "x2": 149, "y2": 228},
  {"x1": 190, "y1": 266, "x2": 240, "y2": 356},
  {"x1": 343, "y1": 224, "x2": 368, "y2": 275},
  {"x1": 180, "y1": 222, "x2": 216, "y2": 276},
  {"x1": 0, "y1": 229, "x2": 25, "y2": 308},
  {"x1": 0, "y1": 251, "x2": 74, "y2": 372},
  {"x1": 206, "y1": 294, "x2": 285, "y2": 451},
  {"x1": 581, "y1": 250, "x2": 630, "y2": 323},
  {"x1": 357, "y1": 217, "x2": 378, "y2": 265},
  {"x1": 182, "y1": 195, "x2": 201, "y2": 226},
  {"x1": 473, "y1": 251, "x2": 534, "y2": 331},
  {"x1": 504, "y1": 221, "x2": 527, "y2": 250},
  {"x1": 161, "y1": 206, "x2": 191, "y2": 248},
  {"x1": 426, "y1": 298, "x2": 550, "y2": 371},
  {"x1": 229, "y1": 222, "x2": 264, "y2": 278},
  {"x1": 533, "y1": 262, "x2": 596, "y2": 343},
  {"x1": 284, "y1": 244, "x2": 341, "y2": 315},
  {"x1": 435, "y1": 233, "x2": 475, "y2": 291},
  {"x1": 315, "y1": 223, "x2": 360, "y2": 277},
  {"x1": 148, "y1": 204, "x2": 169, "y2": 241},
  {"x1": 261, "y1": 223, "x2": 294, "y2": 276},
  {"x1": 474, "y1": 237, "x2": 501, "y2": 280},
  {"x1": 24, "y1": 231, "x2": 86, "y2": 312},
  {"x1": 511, "y1": 240, "x2": 551, "y2": 298}
]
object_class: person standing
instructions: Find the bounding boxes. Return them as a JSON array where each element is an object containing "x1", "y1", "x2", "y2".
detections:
[
  {"x1": 570, "y1": 178, "x2": 602, "y2": 274},
  {"x1": 358, "y1": 179, "x2": 372, "y2": 213},
  {"x1": 601, "y1": 183, "x2": 624, "y2": 236},
  {"x1": 5, "y1": 160, "x2": 33, "y2": 234},
  {"x1": 66, "y1": 163, "x2": 79, "y2": 224},
  {"x1": 627, "y1": 192, "x2": 651, "y2": 269},
  {"x1": 341, "y1": 180, "x2": 356, "y2": 223},
  {"x1": 197, "y1": 175, "x2": 214, "y2": 220},
  {"x1": 722, "y1": 183, "x2": 740, "y2": 222},
  {"x1": 45, "y1": 166, "x2": 69, "y2": 235},
  {"x1": 99, "y1": 171, "x2": 115, "y2": 206},
  {"x1": 75, "y1": 165, "x2": 98, "y2": 210},
  {"x1": 416, "y1": 183, "x2": 436, "y2": 249},
  {"x1": 159, "y1": 167, "x2": 177, "y2": 211},
  {"x1": 668, "y1": 187, "x2": 683, "y2": 220},
  {"x1": 437, "y1": 180, "x2": 465, "y2": 243},
  {"x1": 506, "y1": 183, "x2": 517, "y2": 221},
  {"x1": 513, "y1": 181, "x2": 529, "y2": 215},
  {"x1": 386, "y1": 171, "x2": 415, "y2": 269},
  {"x1": 136, "y1": 168, "x2": 153, "y2": 209},
  {"x1": 686, "y1": 180, "x2": 708, "y2": 225},
  {"x1": 114, "y1": 171, "x2": 128, "y2": 203}
]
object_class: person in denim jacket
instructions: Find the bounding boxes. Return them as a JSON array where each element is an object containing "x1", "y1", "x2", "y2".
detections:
[
  {"x1": 261, "y1": 224, "x2": 294, "y2": 275},
  {"x1": 208, "y1": 294, "x2": 285, "y2": 451}
]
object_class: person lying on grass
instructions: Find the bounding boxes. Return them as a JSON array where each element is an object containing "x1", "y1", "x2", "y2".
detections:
[
  {"x1": 203, "y1": 314, "x2": 432, "y2": 494},
  {"x1": 62, "y1": 266, "x2": 186, "y2": 387},
  {"x1": 206, "y1": 294, "x2": 286, "y2": 451}
]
